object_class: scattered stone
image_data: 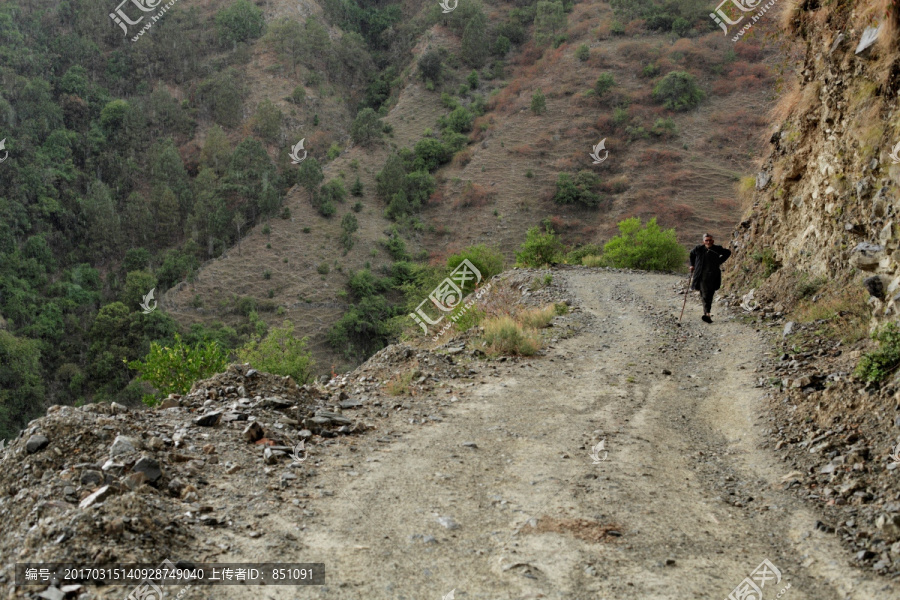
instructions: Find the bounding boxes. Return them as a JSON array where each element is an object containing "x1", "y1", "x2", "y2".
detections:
[
  {"x1": 436, "y1": 516, "x2": 460, "y2": 530},
  {"x1": 159, "y1": 398, "x2": 180, "y2": 409},
  {"x1": 194, "y1": 411, "x2": 221, "y2": 427},
  {"x1": 37, "y1": 587, "x2": 65, "y2": 600},
  {"x1": 79, "y1": 485, "x2": 115, "y2": 509},
  {"x1": 461, "y1": 442, "x2": 478, "y2": 448},
  {"x1": 80, "y1": 470, "x2": 103, "y2": 487},
  {"x1": 783, "y1": 321, "x2": 794, "y2": 338},
  {"x1": 242, "y1": 422, "x2": 264, "y2": 443},
  {"x1": 661, "y1": 369, "x2": 672, "y2": 375},
  {"x1": 133, "y1": 457, "x2": 162, "y2": 482},
  {"x1": 109, "y1": 436, "x2": 137, "y2": 458},
  {"x1": 124, "y1": 472, "x2": 148, "y2": 490},
  {"x1": 25, "y1": 435, "x2": 49, "y2": 454}
]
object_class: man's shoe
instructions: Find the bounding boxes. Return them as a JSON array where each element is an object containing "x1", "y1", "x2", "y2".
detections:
[{"x1": 701, "y1": 315, "x2": 712, "y2": 323}]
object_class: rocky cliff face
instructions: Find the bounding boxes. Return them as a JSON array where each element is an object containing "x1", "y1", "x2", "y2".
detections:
[{"x1": 726, "y1": 0, "x2": 900, "y2": 323}]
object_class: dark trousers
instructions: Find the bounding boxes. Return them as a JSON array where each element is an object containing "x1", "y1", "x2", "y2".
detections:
[{"x1": 699, "y1": 281, "x2": 715, "y2": 314}]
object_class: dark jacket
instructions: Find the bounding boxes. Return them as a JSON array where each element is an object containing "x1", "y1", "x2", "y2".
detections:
[{"x1": 689, "y1": 244, "x2": 731, "y2": 291}]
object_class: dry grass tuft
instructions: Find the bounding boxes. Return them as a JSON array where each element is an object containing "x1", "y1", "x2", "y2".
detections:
[
  {"x1": 482, "y1": 315, "x2": 541, "y2": 356},
  {"x1": 518, "y1": 305, "x2": 557, "y2": 329}
]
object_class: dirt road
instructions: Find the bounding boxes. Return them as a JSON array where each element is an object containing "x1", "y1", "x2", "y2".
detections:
[{"x1": 214, "y1": 270, "x2": 900, "y2": 600}]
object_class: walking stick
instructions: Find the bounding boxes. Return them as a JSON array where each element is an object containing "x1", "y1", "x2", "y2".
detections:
[{"x1": 677, "y1": 269, "x2": 694, "y2": 327}]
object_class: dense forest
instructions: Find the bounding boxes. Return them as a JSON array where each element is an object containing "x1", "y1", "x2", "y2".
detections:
[{"x1": 0, "y1": 0, "x2": 719, "y2": 439}]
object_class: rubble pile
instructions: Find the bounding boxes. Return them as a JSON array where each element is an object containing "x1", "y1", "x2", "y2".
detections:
[
  {"x1": 718, "y1": 291, "x2": 900, "y2": 575},
  {"x1": 0, "y1": 364, "x2": 375, "y2": 599}
]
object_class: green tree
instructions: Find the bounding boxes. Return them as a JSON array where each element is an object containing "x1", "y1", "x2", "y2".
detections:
[
  {"x1": 197, "y1": 69, "x2": 246, "y2": 129},
  {"x1": 201, "y1": 124, "x2": 232, "y2": 176},
  {"x1": 215, "y1": 0, "x2": 266, "y2": 46},
  {"x1": 150, "y1": 139, "x2": 191, "y2": 217},
  {"x1": 225, "y1": 138, "x2": 282, "y2": 221},
  {"x1": 535, "y1": 0, "x2": 566, "y2": 46},
  {"x1": 297, "y1": 157, "x2": 324, "y2": 203},
  {"x1": 0, "y1": 331, "x2": 44, "y2": 440},
  {"x1": 237, "y1": 320, "x2": 314, "y2": 384},
  {"x1": 265, "y1": 18, "x2": 305, "y2": 75},
  {"x1": 419, "y1": 50, "x2": 443, "y2": 85},
  {"x1": 127, "y1": 334, "x2": 228, "y2": 404},
  {"x1": 376, "y1": 153, "x2": 407, "y2": 202},
  {"x1": 351, "y1": 107, "x2": 383, "y2": 146},
  {"x1": 602, "y1": 217, "x2": 687, "y2": 271},
  {"x1": 351, "y1": 176, "x2": 364, "y2": 196},
  {"x1": 652, "y1": 71, "x2": 705, "y2": 111},
  {"x1": 531, "y1": 89, "x2": 546, "y2": 115},
  {"x1": 122, "y1": 191, "x2": 154, "y2": 246},
  {"x1": 461, "y1": 11, "x2": 489, "y2": 67},
  {"x1": 253, "y1": 99, "x2": 283, "y2": 142},
  {"x1": 340, "y1": 213, "x2": 359, "y2": 250},
  {"x1": 123, "y1": 270, "x2": 158, "y2": 311},
  {"x1": 80, "y1": 180, "x2": 122, "y2": 257},
  {"x1": 190, "y1": 167, "x2": 231, "y2": 258}
]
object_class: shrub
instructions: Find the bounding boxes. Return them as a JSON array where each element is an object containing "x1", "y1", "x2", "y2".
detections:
[
  {"x1": 855, "y1": 324, "x2": 900, "y2": 383},
  {"x1": 237, "y1": 320, "x2": 314, "y2": 384},
  {"x1": 327, "y1": 142, "x2": 341, "y2": 160},
  {"x1": 352, "y1": 201, "x2": 363, "y2": 212},
  {"x1": 453, "y1": 307, "x2": 485, "y2": 333},
  {"x1": 642, "y1": 63, "x2": 660, "y2": 77},
  {"x1": 234, "y1": 296, "x2": 257, "y2": 316},
  {"x1": 610, "y1": 20, "x2": 625, "y2": 35},
  {"x1": 482, "y1": 316, "x2": 540, "y2": 356},
  {"x1": 651, "y1": 117, "x2": 678, "y2": 137},
  {"x1": 351, "y1": 176, "x2": 363, "y2": 196},
  {"x1": 602, "y1": 217, "x2": 687, "y2": 271},
  {"x1": 447, "y1": 244, "x2": 505, "y2": 286},
  {"x1": 575, "y1": 43, "x2": 590, "y2": 61},
  {"x1": 467, "y1": 70, "x2": 480, "y2": 89},
  {"x1": 413, "y1": 138, "x2": 452, "y2": 171},
  {"x1": 290, "y1": 85, "x2": 306, "y2": 104},
  {"x1": 565, "y1": 243, "x2": 604, "y2": 263},
  {"x1": 515, "y1": 226, "x2": 563, "y2": 267},
  {"x1": 553, "y1": 171, "x2": 602, "y2": 207},
  {"x1": 443, "y1": 106, "x2": 474, "y2": 133},
  {"x1": 126, "y1": 334, "x2": 228, "y2": 405},
  {"x1": 594, "y1": 73, "x2": 615, "y2": 96},
  {"x1": 554, "y1": 302, "x2": 569, "y2": 315},
  {"x1": 531, "y1": 89, "x2": 546, "y2": 115},
  {"x1": 317, "y1": 262, "x2": 330, "y2": 274},
  {"x1": 263, "y1": 269, "x2": 272, "y2": 280},
  {"x1": 441, "y1": 92, "x2": 459, "y2": 110},
  {"x1": 652, "y1": 71, "x2": 705, "y2": 111},
  {"x1": 752, "y1": 247, "x2": 780, "y2": 277},
  {"x1": 582, "y1": 255, "x2": 604, "y2": 267}
]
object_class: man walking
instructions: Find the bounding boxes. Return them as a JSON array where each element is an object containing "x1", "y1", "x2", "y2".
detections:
[{"x1": 689, "y1": 233, "x2": 731, "y2": 323}]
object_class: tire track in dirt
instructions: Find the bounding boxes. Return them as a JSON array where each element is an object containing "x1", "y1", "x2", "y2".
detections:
[{"x1": 208, "y1": 269, "x2": 899, "y2": 600}]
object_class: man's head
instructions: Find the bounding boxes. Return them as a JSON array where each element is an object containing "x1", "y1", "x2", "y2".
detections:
[{"x1": 703, "y1": 233, "x2": 714, "y2": 247}]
